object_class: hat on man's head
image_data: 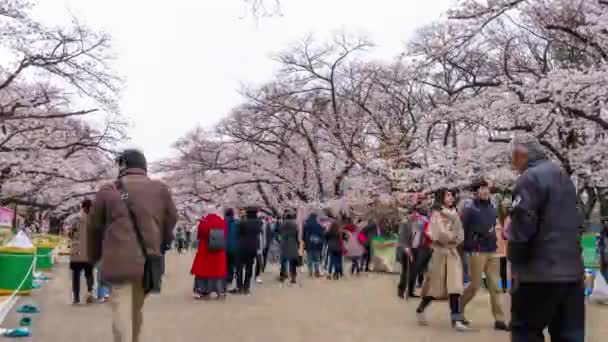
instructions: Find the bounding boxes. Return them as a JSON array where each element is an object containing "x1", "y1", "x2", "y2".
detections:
[{"x1": 116, "y1": 149, "x2": 147, "y2": 171}]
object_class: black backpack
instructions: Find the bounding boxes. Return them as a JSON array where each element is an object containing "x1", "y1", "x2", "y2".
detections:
[{"x1": 207, "y1": 224, "x2": 226, "y2": 251}]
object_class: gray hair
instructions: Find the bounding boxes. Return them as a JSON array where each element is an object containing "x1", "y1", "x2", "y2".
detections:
[{"x1": 511, "y1": 133, "x2": 547, "y2": 162}]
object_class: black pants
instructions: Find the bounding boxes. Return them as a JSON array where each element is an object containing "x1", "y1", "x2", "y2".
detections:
[
  {"x1": 226, "y1": 253, "x2": 236, "y2": 286},
  {"x1": 70, "y1": 262, "x2": 94, "y2": 302},
  {"x1": 511, "y1": 282, "x2": 585, "y2": 342},
  {"x1": 262, "y1": 247, "x2": 270, "y2": 272},
  {"x1": 499, "y1": 257, "x2": 508, "y2": 290},
  {"x1": 399, "y1": 248, "x2": 432, "y2": 295},
  {"x1": 236, "y1": 255, "x2": 256, "y2": 291},
  {"x1": 280, "y1": 258, "x2": 298, "y2": 281},
  {"x1": 362, "y1": 245, "x2": 371, "y2": 271},
  {"x1": 255, "y1": 254, "x2": 263, "y2": 277}
]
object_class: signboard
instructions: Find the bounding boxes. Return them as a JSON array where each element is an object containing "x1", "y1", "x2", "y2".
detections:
[
  {"x1": 0, "y1": 207, "x2": 14, "y2": 229},
  {"x1": 581, "y1": 233, "x2": 600, "y2": 269}
]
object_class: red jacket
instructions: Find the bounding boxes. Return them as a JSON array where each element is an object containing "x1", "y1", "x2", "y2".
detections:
[{"x1": 190, "y1": 214, "x2": 227, "y2": 279}]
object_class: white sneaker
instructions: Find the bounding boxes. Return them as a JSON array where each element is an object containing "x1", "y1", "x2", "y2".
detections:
[
  {"x1": 256, "y1": 277, "x2": 263, "y2": 284},
  {"x1": 416, "y1": 312, "x2": 428, "y2": 326},
  {"x1": 453, "y1": 321, "x2": 474, "y2": 332}
]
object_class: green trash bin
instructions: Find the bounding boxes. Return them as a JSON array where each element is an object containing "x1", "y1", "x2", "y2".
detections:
[
  {"x1": 36, "y1": 244, "x2": 55, "y2": 271},
  {"x1": 0, "y1": 246, "x2": 36, "y2": 296}
]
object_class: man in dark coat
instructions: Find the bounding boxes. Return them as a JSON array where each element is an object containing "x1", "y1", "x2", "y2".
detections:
[
  {"x1": 397, "y1": 207, "x2": 430, "y2": 299},
  {"x1": 279, "y1": 210, "x2": 300, "y2": 283},
  {"x1": 303, "y1": 213, "x2": 324, "y2": 277},
  {"x1": 233, "y1": 207, "x2": 262, "y2": 295},
  {"x1": 224, "y1": 208, "x2": 239, "y2": 290},
  {"x1": 509, "y1": 135, "x2": 585, "y2": 342}
]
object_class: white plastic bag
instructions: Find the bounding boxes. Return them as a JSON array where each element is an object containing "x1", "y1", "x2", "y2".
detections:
[
  {"x1": 5, "y1": 231, "x2": 34, "y2": 248},
  {"x1": 590, "y1": 272, "x2": 608, "y2": 305}
]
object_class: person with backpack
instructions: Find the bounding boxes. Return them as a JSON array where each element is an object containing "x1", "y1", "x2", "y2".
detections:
[
  {"x1": 460, "y1": 180, "x2": 509, "y2": 331},
  {"x1": 224, "y1": 208, "x2": 239, "y2": 291},
  {"x1": 303, "y1": 213, "x2": 324, "y2": 277},
  {"x1": 279, "y1": 210, "x2": 301, "y2": 283},
  {"x1": 234, "y1": 207, "x2": 263, "y2": 295},
  {"x1": 191, "y1": 211, "x2": 228, "y2": 300}
]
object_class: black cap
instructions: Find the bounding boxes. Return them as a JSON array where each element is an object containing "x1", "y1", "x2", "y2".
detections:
[{"x1": 116, "y1": 149, "x2": 147, "y2": 171}]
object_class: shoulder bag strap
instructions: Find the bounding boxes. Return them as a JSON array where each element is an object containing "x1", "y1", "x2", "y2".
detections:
[{"x1": 116, "y1": 178, "x2": 148, "y2": 258}]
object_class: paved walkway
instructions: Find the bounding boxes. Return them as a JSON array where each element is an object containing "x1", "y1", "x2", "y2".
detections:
[{"x1": 2, "y1": 251, "x2": 607, "y2": 341}]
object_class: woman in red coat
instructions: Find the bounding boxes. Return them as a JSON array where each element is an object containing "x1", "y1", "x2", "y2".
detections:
[{"x1": 191, "y1": 213, "x2": 228, "y2": 299}]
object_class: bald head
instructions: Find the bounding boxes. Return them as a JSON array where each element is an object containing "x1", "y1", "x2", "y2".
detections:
[{"x1": 511, "y1": 134, "x2": 547, "y2": 173}]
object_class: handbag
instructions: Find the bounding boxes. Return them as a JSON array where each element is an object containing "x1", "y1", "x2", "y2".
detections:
[{"x1": 116, "y1": 179, "x2": 163, "y2": 295}]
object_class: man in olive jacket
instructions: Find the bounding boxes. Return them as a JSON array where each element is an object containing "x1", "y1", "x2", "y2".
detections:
[{"x1": 89, "y1": 149, "x2": 177, "y2": 342}]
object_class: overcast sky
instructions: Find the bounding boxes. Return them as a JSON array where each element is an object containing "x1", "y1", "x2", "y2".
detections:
[{"x1": 35, "y1": 0, "x2": 454, "y2": 161}]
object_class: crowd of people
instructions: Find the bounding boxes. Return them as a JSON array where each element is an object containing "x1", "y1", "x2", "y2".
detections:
[
  {"x1": 62, "y1": 135, "x2": 599, "y2": 342},
  {"x1": 188, "y1": 206, "x2": 379, "y2": 298}
]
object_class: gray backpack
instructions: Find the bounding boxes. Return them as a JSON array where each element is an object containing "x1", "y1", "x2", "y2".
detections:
[{"x1": 207, "y1": 226, "x2": 226, "y2": 251}]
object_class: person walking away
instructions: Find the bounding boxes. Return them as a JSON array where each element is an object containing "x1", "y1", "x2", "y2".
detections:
[
  {"x1": 191, "y1": 212, "x2": 228, "y2": 299},
  {"x1": 70, "y1": 199, "x2": 95, "y2": 304},
  {"x1": 303, "y1": 213, "x2": 324, "y2": 277},
  {"x1": 325, "y1": 223, "x2": 344, "y2": 280},
  {"x1": 176, "y1": 227, "x2": 186, "y2": 255},
  {"x1": 279, "y1": 210, "x2": 300, "y2": 283},
  {"x1": 224, "y1": 208, "x2": 239, "y2": 291},
  {"x1": 261, "y1": 216, "x2": 274, "y2": 272},
  {"x1": 234, "y1": 207, "x2": 262, "y2": 295},
  {"x1": 185, "y1": 227, "x2": 192, "y2": 251},
  {"x1": 88, "y1": 149, "x2": 177, "y2": 342},
  {"x1": 361, "y1": 219, "x2": 380, "y2": 272},
  {"x1": 344, "y1": 225, "x2": 365, "y2": 276},
  {"x1": 415, "y1": 189, "x2": 471, "y2": 332},
  {"x1": 254, "y1": 217, "x2": 267, "y2": 284},
  {"x1": 397, "y1": 207, "x2": 429, "y2": 299},
  {"x1": 460, "y1": 180, "x2": 509, "y2": 331},
  {"x1": 509, "y1": 136, "x2": 585, "y2": 342}
]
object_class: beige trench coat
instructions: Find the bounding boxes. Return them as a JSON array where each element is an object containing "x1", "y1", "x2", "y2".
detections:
[{"x1": 421, "y1": 208, "x2": 465, "y2": 298}]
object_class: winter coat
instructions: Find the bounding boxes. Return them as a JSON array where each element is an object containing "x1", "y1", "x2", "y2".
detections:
[
  {"x1": 238, "y1": 215, "x2": 263, "y2": 258},
  {"x1": 461, "y1": 199, "x2": 498, "y2": 253},
  {"x1": 190, "y1": 214, "x2": 227, "y2": 279},
  {"x1": 600, "y1": 225, "x2": 608, "y2": 276},
  {"x1": 303, "y1": 214, "x2": 324, "y2": 252},
  {"x1": 88, "y1": 168, "x2": 178, "y2": 283},
  {"x1": 280, "y1": 219, "x2": 300, "y2": 260},
  {"x1": 325, "y1": 230, "x2": 343, "y2": 254},
  {"x1": 225, "y1": 216, "x2": 239, "y2": 256},
  {"x1": 421, "y1": 208, "x2": 465, "y2": 298},
  {"x1": 508, "y1": 158, "x2": 584, "y2": 283},
  {"x1": 70, "y1": 211, "x2": 93, "y2": 264}
]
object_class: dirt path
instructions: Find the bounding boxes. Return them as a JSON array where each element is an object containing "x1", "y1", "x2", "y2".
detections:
[{"x1": 2, "y1": 251, "x2": 606, "y2": 342}]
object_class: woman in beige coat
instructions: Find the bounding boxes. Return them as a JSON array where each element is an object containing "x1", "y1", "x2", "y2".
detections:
[{"x1": 415, "y1": 189, "x2": 471, "y2": 332}]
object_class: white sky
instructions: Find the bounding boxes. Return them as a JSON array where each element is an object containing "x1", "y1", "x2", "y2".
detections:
[{"x1": 34, "y1": 0, "x2": 455, "y2": 161}]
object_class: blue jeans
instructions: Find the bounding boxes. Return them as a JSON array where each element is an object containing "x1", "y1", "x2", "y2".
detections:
[
  {"x1": 96, "y1": 265, "x2": 111, "y2": 298},
  {"x1": 328, "y1": 252, "x2": 343, "y2": 276},
  {"x1": 307, "y1": 249, "x2": 322, "y2": 275}
]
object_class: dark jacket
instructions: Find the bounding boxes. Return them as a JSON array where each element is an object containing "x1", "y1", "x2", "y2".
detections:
[
  {"x1": 238, "y1": 215, "x2": 263, "y2": 258},
  {"x1": 600, "y1": 225, "x2": 608, "y2": 276},
  {"x1": 303, "y1": 214, "x2": 324, "y2": 252},
  {"x1": 508, "y1": 159, "x2": 584, "y2": 283},
  {"x1": 461, "y1": 199, "x2": 498, "y2": 253},
  {"x1": 280, "y1": 219, "x2": 300, "y2": 260},
  {"x1": 89, "y1": 168, "x2": 178, "y2": 283},
  {"x1": 225, "y1": 216, "x2": 239, "y2": 256},
  {"x1": 325, "y1": 230, "x2": 343, "y2": 254}
]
